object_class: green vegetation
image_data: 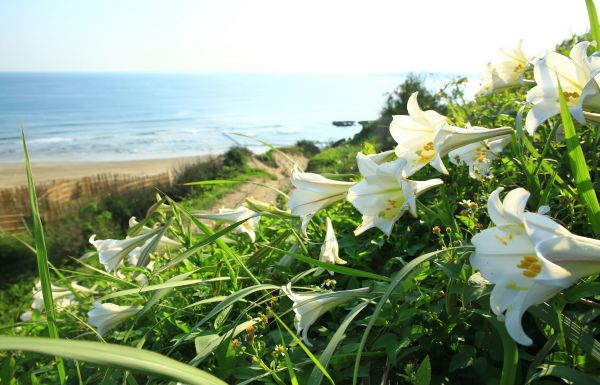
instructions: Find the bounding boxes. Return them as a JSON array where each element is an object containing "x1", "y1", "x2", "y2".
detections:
[
  {"x1": 2, "y1": 26, "x2": 600, "y2": 385},
  {"x1": 0, "y1": 147, "x2": 276, "y2": 286}
]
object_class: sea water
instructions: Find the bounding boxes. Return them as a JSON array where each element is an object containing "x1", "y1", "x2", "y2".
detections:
[{"x1": 0, "y1": 72, "x2": 466, "y2": 162}]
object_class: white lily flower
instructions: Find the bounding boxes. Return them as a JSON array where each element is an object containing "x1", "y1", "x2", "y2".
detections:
[
  {"x1": 478, "y1": 40, "x2": 533, "y2": 95},
  {"x1": 31, "y1": 281, "x2": 94, "y2": 312},
  {"x1": 281, "y1": 283, "x2": 369, "y2": 346},
  {"x1": 90, "y1": 233, "x2": 151, "y2": 272},
  {"x1": 90, "y1": 225, "x2": 180, "y2": 272},
  {"x1": 347, "y1": 152, "x2": 443, "y2": 236},
  {"x1": 448, "y1": 134, "x2": 512, "y2": 179},
  {"x1": 525, "y1": 41, "x2": 600, "y2": 134},
  {"x1": 314, "y1": 217, "x2": 347, "y2": 276},
  {"x1": 87, "y1": 301, "x2": 143, "y2": 336},
  {"x1": 196, "y1": 206, "x2": 260, "y2": 242},
  {"x1": 288, "y1": 167, "x2": 355, "y2": 233},
  {"x1": 470, "y1": 187, "x2": 600, "y2": 345},
  {"x1": 390, "y1": 92, "x2": 513, "y2": 176}
]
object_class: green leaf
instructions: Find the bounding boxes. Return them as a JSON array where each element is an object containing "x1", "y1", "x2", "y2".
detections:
[
  {"x1": 135, "y1": 218, "x2": 173, "y2": 268},
  {"x1": 99, "y1": 277, "x2": 231, "y2": 301},
  {"x1": 527, "y1": 364, "x2": 600, "y2": 385},
  {"x1": 156, "y1": 216, "x2": 258, "y2": 274},
  {"x1": 140, "y1": 270, "x2": 196, "y2": 314},
  {"x1": 168, "y1": 284, "x2": 279, "y2": 355},
  {"x1": 21, "y1": 129, "x2": 66, "y2": 384},
  {"x1": 558, "y1": 80, "x2": 600, "y2": 235},
  {"x1": 415, "y1": 355, "x2": 431, "y2": 385},
  {"x1": 307, "y1": 301, "x2": 369, "y2": 385},
  {"x1": 193, "y1": 319, "x2": 258, "y2": 364},
  {"x1": 525, "y1": 335, "x2": 558, "y2": 382},
  {"x1": 561, "y1": 313, "x2": 600, "y2": 363},
  {"x1": 0, "y1": 336, "x2": 227, "y2": 385},
  {"x1": 270, "y1": 312, "x2": 334, "y2": 385},
  {"x1": 587, "y1": 0, "x2": 600, "y2": 48},
  {"x1": 532, "y1": 304, "x2": 600, "y2": 363},
  {"x1": 269, "y1": 245, "x2": 391, "y2": 282},
  {"x1": 169, "y1": 198, "x2": 262, "y2": 287},
  {"x1": 351, "y1": 247, "x2": 468, "y2": 385},
  {"x1": 277, "y1": 326, "x2": 299, "y2": 385}
]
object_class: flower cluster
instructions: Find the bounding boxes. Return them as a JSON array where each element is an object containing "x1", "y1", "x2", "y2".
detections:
[{"x1": 28, "y1": 37, "x2": 599, "y2": 367}]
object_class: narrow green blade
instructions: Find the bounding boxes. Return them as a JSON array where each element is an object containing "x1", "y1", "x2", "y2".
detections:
[
  {"x1": 21, "y1": 128, "x2": 66, "y2": 384},
  {"x1": 0, "y1": 336, "x2": 227, "y2": 385},
  {"x1": 352, "y1": 247, "x2": 469, "y2": 384},
  {"x1": 558, "y1": 81, "x2": 600, "y2": 234},
  {"x1": 587, "y1": 0, "x2": 600, "y2": 48}
]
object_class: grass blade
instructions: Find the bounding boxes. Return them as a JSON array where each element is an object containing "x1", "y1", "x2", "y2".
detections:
[
  {"x1": 135, "y1": 218, "x2": 173, "y2": 268},
  {"x1": 167, "y1": 284, "x2": 279, "y2": 355},
  {"x1": 527, "y1": 364, "x2": 600, "y2": 385},
  {"x1": 99, "y1": 277, "x2": 232, "y2": 301},
  {"x1": 167, "y1": 197, "x2": 262, "y2": 286},
  {"x1": 277, "y1": 326, "x2": 300, "y2": 385},
  {"x1": 268, "y1": 245, "x2": 391, "y2": 282},
  {"x1": 270, "y1": 311, "x2": 334, "y2": 385},
  {"x1": 155, "y1": 217, "x2": 255, "y2": 274},
  {"x1": 587, "y1": 0, "x2": 600, "y2": 48},
  {"x1": 21, "y1": 128, "x2": 66, "y2": 384},
  {"x1": 0, "y1": 336, "x2": 227, "y2": 385},
  {"x1": 351, "y1": 248, "x2": 466, "y2": 385},
  {"x1": 307, "y1": 301, "x2": 369, "y2": 385},
  {"x1": 558, "y1": 80, "x2": 600, "y2": 235}
]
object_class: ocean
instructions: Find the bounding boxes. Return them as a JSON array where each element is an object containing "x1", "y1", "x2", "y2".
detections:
[{"x1": 0, "y1": 72, "x2": 466, "y2": 162}]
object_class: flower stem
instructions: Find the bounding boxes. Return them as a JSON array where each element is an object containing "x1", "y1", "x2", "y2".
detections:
[{"x1": 489, "y1": 317, "x2": 519, "y2": 385}]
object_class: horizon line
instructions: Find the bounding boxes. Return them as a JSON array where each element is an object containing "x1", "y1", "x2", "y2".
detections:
[{"x1": 0, "y1": 69, "x2": 477, "y2": 77}]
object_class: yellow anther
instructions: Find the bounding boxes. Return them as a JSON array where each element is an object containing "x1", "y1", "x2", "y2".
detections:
[
  {"x1": 562, "y1": 91, "x2": 580, "y2": 103},
  {"x1": 517, "y1": 255, "x2": 542, "y2": 278}
]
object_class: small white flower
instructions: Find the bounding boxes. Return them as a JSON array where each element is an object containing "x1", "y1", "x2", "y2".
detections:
[
  {"x1": 448, "y1": 134, "x2": 511, "y2": 179},
  {"x1": 87, "y1": 301, "x2": 143, "y2": 336},
  {"x1": 314, "y1": 218, "x2": 347, "y2": 276},
  {"x1": 470, "y1": 187, "x2": 600, "y2": 345},
  {"x1": 478, "y1": 39, "x2": 533, "y2": 95},
  {"x1": 347, "y1": 152, "x2": 443, "y2": 236},
  {"x1": 287, "y1": 167, "x2": 355, "y2": 233},
  {"x1": 281, "y1": 283, "x2": 369, "y2": 346},
  {"x1": 390, "y1": 92, "x2": 513, "y2": 176},
  {"x1": 526, "y1": 41, "x2": 600, "y2": 134},
  {"x1": 196, "y1": 206, "x2": 260, "y2": 242}
]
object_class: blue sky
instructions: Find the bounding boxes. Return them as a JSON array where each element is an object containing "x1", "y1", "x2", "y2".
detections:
[{"x1": 0, "y1": 0, "x2": 591, "y2": 74}]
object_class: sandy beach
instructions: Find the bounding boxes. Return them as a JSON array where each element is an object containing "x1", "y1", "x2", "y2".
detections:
[{"x1": 0, "y1": 155, "x2": 213, "y2": 188}]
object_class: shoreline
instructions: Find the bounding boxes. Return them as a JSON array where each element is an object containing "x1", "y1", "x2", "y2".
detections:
[{"x1": 0, "y1": 154, "x2": 214, "y2": 188}]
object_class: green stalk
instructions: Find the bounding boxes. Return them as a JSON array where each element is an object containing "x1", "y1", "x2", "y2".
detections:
[
  {"x1": 489, "y1": 318, "x2": 519, "y2": 385},
  {"x1": 21, "y1": 129, "x2": 66, "y2": 384},
  {"x1": 558, "y1": 81, "x2": 600, "y2": 235}
]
